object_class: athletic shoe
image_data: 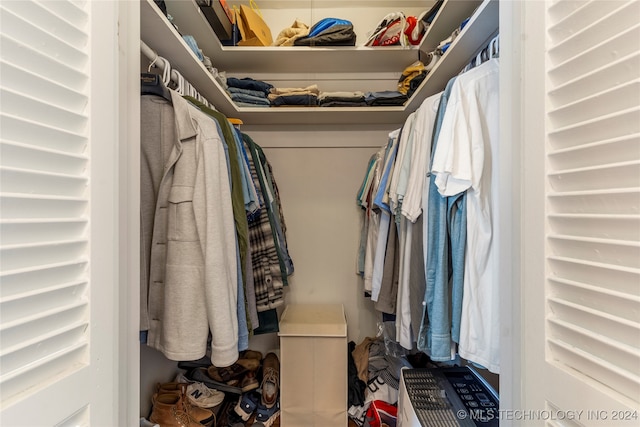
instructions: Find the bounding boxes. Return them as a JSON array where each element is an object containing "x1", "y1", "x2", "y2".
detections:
[
  {"x1": 186, "y1": 381, "x2": 225, "y2": 408},
  {"x1": 254, "y1": 398, "x2": 280, "y2": 427}
]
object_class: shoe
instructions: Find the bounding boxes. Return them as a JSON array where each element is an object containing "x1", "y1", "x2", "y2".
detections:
[
  {"x1": 174, "y1": 371, "x2": 192, "y2": 384},
  {"x1": 152, "y1": 382, "x2": 215, "y2": 426},
  {"x1": 189, "y1": 367, "x2": 242, "y2": 395},
  {"x1": 260, "y1": 353, "x2": 279, "y2": 408},
  {"x1": 240, "y1": 370, "x2": 259, "y2": 392},
  {"x1": 240, "y1": 349, "x2": 263, "y2": 361},
  {"x1": 149, "y1": 392, "x2": 207, "y2": 427},
  {"x1": 254, "y1": 398, "x2": 280, "y2": 427},
  {"x1": 186, "y1": 382, "x2": 225, "y2": 409},
  {"x1": 233, "y1": 390, "x2": 259, "y2": 421},
  {"x1": 208, "y1": 358, "x2": 261, "y2": 384}
]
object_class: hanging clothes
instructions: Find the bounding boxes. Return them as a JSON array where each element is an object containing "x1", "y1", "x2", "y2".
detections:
[
  {"x1": 141, "y1": 90, "x2": 239, "y2": 367},
  {"x1": 396, "y1": 92, "x2": 442, "y2": 350},
  {"x1": 182, "y1": 95, "x2": 256, "y2": 348},
  {"x1": 414, "y1": 76, "x2": 466, "y2": 363},
  {"x1": 243, "y1": 133, "x2": 293, "y2": 312},
  {"x1": 431, "y1": 58, "x2": 501, "y2": 373}
]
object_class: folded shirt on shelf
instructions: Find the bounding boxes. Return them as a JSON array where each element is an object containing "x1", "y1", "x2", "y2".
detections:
[
  {"x1": 234, "y1": 102, "x2": 271, "y2": 108},
  {"x1": 269, "y1": 84, "x2": 320, "y2": 97},
  {"x1": 227, "y1": 77, "x2": 274, "y2": 95},
  {"x1": 229, "y1": 86, "x2": 269, "y2": 98},
  {"x1": 230, "y1": 92, "x2": 271, "y2": 106},
  {"x1": 318, "y1": 91, "x2": 366, "y2": 107},
  {"x1": 270, "y1": 94, "x2": 319, "y2": 106},
  {"x1": 365, "y1": 90, "x2": 408, "y2": 106}
]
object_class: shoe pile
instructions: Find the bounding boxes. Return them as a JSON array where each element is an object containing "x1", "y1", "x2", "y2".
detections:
[
  {"x1": 232, "y1": 352, "x2": 281, "y2": 427},
  {"x1": 151, "y1": 350, "x2": 276, "y2": 426}
]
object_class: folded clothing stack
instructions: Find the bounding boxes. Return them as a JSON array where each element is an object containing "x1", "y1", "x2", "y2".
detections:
[
  {"x1": 227, "y1": 77, "x2": 274, "y2": 107},
  {"x1": 318, "y1": 91, "x2": 367, "y2": 107},
  {"x1": 365, "y1": 90, "x2": 408, "y2": 106},
  {"x1": 268, "y1": 84, "x2": 320, "y2": 106}
]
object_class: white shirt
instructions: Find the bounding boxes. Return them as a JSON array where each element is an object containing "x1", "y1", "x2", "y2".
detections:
[
  {"x1": 394, "y1": 93, "x2": 442, "y2": 349},
  {"x1": 388, "y1": 113, "x2": 416, "y2": 214},
  {"x1": 402, "y1": 92, "x2": 442, "y2": 222},
  {"x1": 431, "y1": 58, "x2": 500, "y2": 373}
]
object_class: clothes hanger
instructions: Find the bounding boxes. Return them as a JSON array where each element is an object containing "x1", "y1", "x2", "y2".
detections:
[
  {"x1": 490, "y1": 35, "x2": 500, "y2": 59},
  {"x1": 173, "y1": 70, "x2": 185, "y2": 95},
  {"x1": 140, "y1": 52, "x2": 172, "y2": 101}
]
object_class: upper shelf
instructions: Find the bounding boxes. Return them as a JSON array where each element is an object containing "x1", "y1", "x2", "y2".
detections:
[
  {"x1": 165, "y1": 0, "x2": 421, "y2": 74},
  {"x1": 140, "y1": 0, "x2": 498, "y2": 125}
]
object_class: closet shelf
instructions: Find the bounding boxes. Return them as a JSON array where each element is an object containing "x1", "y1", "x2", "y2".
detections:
[
  {"x1": 140, "y1": 0, "x2": 498, "y2": 125},
  {"x1": 165, "y1": 0, "x2": 420, "y2": 75}
]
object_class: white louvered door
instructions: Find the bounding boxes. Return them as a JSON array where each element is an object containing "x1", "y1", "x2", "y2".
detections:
[
  {"x1": 522, "y1": 0, "x2": 640, "y2": 424},
  {"x1": 0, "y1": 1, "x2": 122, "y2": 425}
]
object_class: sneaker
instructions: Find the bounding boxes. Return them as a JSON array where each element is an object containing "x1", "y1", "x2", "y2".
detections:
[
  {"x1": 186, "y1": 382, "x2": 225, "y2": 408},
  {"x1": 234, "y1": 391, "x2": 260, "y2": 421},
  {"x1": 254, "y1": 398, "x2": 280, "y2": 427},
  {"x1": 260, "y1": 353, "x2": 280, "y2": 408},
  {"x1": 174, "y1": 371, "x2": 192, "y2": 384}
]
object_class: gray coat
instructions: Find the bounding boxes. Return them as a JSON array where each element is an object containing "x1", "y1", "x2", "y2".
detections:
[{"x1": 141, "y1": 91, "x2": 238, "y2": 367}]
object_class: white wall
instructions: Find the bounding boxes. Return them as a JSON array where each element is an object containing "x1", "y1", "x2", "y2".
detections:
[{"x1": 246, "y1": 123, "x2": 398, "y2": 346}]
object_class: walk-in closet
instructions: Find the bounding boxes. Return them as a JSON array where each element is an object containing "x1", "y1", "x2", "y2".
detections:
[{"x1": 0, "y1": 0, "x2": 638, "y2": 426}]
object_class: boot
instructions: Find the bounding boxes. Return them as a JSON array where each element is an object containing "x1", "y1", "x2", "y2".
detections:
[
  {"x1": 149, "y1": 392, "x2": 204, "y2": 427},
  {"x1": 152, "y1": 383, "x2": 215, "y2": 426}
]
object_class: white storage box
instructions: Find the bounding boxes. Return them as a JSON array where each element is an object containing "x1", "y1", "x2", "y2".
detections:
[{"x1": 278, "y1": 304, "x2": 348, "y2": 427}]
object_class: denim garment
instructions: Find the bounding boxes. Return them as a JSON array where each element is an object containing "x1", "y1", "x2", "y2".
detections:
[
  {"x1": 234, "y1": 102, "x2": 270, "y2": 108},
  {"x1": 226, "y1": 77, "x2": 274, "y2": 94},
  {"x1": 235, "y1": 240, "x2": 249, "y2": 351},
  {"x1": 417, "y1": 76, "x2": 466, "y2": 361},
  {"x1": 228, "y1": 86, "x2": 270, "y2": 98},
  {"x1": 182, "y1": 35, "x2": 204, "y2": 61},
  {"x1": 374, "y1": 130, "x2": 401, "y2": 212},
  {"x1": 230, "y1": 92, "x2": 270, "y2": 106},
  {"x1": 371, "y1": 130, "x2": 400, "y2": 300},
  {"x1": 231, "y1": 128, "x2": 259, "y2": 216},
  {"x1": 235, "y1": 129, "x2": 263, "y2": 221}
]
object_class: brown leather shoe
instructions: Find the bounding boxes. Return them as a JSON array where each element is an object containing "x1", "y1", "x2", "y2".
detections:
[
  {"x1": 240, "y1": 349, "x2": 263, "y2": 361},
  {"x1": 208, "y1": 358, "x2": 261, "y2": 384},
  {"x1": 240, "y1": 370, "x2": 259, "y2": 392},
  {"x1": 149, "y1": 392, "x2": 208, "y2": 427},
  {"x1": 260, "y1": 353, "x2": 280, "y2": 408},
  {"x1": 152, "y1": 383, "x2": 215, "y2": 426}
]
